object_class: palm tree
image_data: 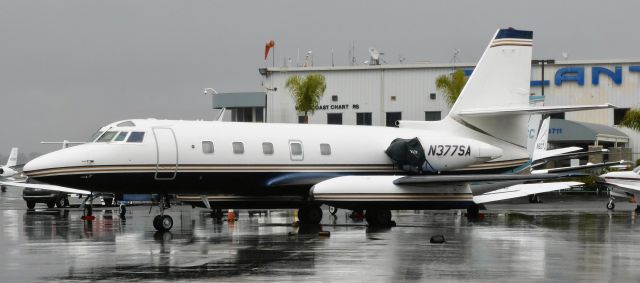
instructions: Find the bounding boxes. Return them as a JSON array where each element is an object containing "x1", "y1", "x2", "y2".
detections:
[
  {"x1": 435, "y1": 69, "x2": 468, "y2": 107},
  {"x1": 285, "y1": 73, "x2": 327, "y2": 124},
  {"x1": 619, "y1": 109, "x2": 640, "y2": 131}
]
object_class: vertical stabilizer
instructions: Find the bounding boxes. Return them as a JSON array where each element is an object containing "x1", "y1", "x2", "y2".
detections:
[
  {"x1": 6, "y1": 147, "x2": 18, "y2": 167},
  {"x1": 447, "y1": 28, "x2": 533, "y2": 148}
]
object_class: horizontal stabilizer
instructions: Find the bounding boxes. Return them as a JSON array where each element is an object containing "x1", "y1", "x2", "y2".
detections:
[
  {"x1": 0, "y1": 181, "x2": 91, "y2": 195},
  {"x1": 473, "y1": 181, "x2": 582, "y2": 203},
  {"x1": 393, "y1": 173, "x2": 564, "y2": 185},
  {"x1": 458, "y1": 104, "x2": 614, "y2": 117}
]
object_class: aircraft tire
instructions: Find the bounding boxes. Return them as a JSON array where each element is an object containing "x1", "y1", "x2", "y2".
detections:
[
  {"x1": 153, "y1": 215, "x2": 162, "y2": 230},
  {"x1": 26, "y1": 201, "x2": 35, "y2": 209},
  {"x1": 606, "y1": 201, "x2": 615, "y2": 210},
  {"x1": 366, "y1": 209, "x2": 392, "y2": 226},
  {"x1": 46, "y1": 202, "x2": 55, "y2": 208},
  {"x1": 299, "y1": 205, "x2": 322, "y2": 225},
  {"x1": 56, "y1": 198, "x2": 65, "y2": 208},
  {"x1": 1, "y1": 186, "x2": 6, "y2": 192},
  {"x1": 159, "y1": 215, "x2": 173, "y2": 231},
  {"x1": 63, "y1": 198, "x2": 70, "y2": 207},
  {"x1": 467, "y1": 204, "x2": 480, "y2": 218},
  {"x1": 119, "y1": 204, "x2": 127, "y2": 217}
]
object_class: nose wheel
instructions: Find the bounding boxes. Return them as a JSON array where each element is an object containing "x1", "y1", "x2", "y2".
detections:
[
  {"x1": 152, "y1": 195, "x2": 173, "y2": 232},
  {"x1": 153, "y1": 215, "x2": 173, "y2": 231},
  {"x1": 606, "y1": 199, "x2": 615, "y2": 210}
]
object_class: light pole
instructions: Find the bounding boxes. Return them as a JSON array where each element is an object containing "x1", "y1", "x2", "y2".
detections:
[{"x1": 531, "y1": 59, "x2": 555, "y2": 96}]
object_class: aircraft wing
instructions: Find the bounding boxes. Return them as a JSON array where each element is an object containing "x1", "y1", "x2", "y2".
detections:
[
  {"x1": 531, "y1": 160, "x2": 629, "y2": 174},
  {"x1": 473, "y1": 181, "x2": 583, "y2": 204},
  {"x1": 393, "y1": 173, "x2": 565, "y2": 185},
  {"x1": 0, "y1": 181, "x2": 91, "y2": 195},
  {"x1": 458, "y1": 103, "x2": 614, "y2": 117},
  {"x1": 600, "y1": 181, "x2": 640, "y2": 194}
]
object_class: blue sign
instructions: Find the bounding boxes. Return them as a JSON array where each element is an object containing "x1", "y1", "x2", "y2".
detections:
[{"x1": 529, "y1": 65, "x2": 639, "y2": 87}]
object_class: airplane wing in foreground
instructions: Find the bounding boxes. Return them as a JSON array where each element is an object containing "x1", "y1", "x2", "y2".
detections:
[
  {"x1": 473, "y1": 181, "x2": 583, "y2": 204},
  {"x1": 532, "y1": 160, "x2": 630, "y2": 174},
  {"x1": 0, "y1": 181, "x2": 91, "y2": 195}
]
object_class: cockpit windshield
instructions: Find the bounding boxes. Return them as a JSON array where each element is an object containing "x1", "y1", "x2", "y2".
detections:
[
  {"x1": 96, "y1": 131, "x2": 118, "y2": 142},
  {"x1": 89, "y1": 130, "x2": 104, "y2": 142}
]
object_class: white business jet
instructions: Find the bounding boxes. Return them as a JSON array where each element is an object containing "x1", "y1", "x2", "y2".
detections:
[
  {"x1": 3, "y1": 28, "x2": 613, "y2": 231},
  {"x1": 0, "y1": 148, "x2": 22, "y2": 192},
  {"x1": 598, "y1": 167, "x2": 640, "y2": 211}
]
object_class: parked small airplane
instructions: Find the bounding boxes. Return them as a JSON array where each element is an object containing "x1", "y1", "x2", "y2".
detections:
[
  {"x1": 598, "y1": 166, "x2": 640, "y2": 212},
  {"x1": 0, "y1": 147, "x2": 22, "y2": 192},
  {"x1": 2, "y1": 28, "x2": 614, "y2": 231}
]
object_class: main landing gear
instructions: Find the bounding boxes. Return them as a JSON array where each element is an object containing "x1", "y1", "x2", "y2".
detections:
[
  {"x1": 365, "y1": 209, "x2": 393, "y2": 226},
  {"x1": 298, "y1": 205, "x2": 323, "y2": 225},
  {"x1": 152, "y1": 195, "x2": 173, "y2": 232},
  {"x1": 81, "y1": 194, "x2": 97, "y2": 221}
]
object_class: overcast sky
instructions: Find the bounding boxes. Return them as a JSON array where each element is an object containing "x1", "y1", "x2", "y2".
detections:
[{"x1": 1, "y1": 0, "x2": 639, "y2": 159}]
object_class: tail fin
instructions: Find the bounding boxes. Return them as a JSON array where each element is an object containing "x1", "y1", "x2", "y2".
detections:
[
  {"x1": 447, "y1": 28, "x2": 533, "y2": 147},
  {"x1": 6, "y1": 147, "x2": 18, "y2": 167}
]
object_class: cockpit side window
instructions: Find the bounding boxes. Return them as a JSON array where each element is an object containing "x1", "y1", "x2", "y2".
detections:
[
  {"x1": 96, "y1": 131, "x2": 118, "y2": 142},
  {"x1": 127, "y1": 132, "x2": 145, "y2": 143},
  {"x1": 113, "y1": 132, "x2": 129, "y2": 142}
]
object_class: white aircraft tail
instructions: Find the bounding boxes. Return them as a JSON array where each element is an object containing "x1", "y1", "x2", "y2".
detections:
[
  {"x1": 445, "y1": 28, "x2": 534, "y2": 148},
  {"x1": 6, "y1": 147, "x2": 18, "y2": 167}
]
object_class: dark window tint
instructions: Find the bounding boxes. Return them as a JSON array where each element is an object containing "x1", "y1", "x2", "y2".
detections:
[
  {"x1": 549, "y1": 112, "x2": 565, "y2": 120},
  {"x1": 356, "y1": 112, "x2": 372, "y2": 126},
  {"x1": 127, "y1": 132, "x2": 145, "y2": 143},
  {"x1": 614, "y1": 108, "x2": 630, "y2": 125},
  {"x1": 255, "y1": 108, "x2": 264, "y2": 122},
  {"x1": 327, "y1": 113, "x2": 342, "y2": 125},
  {"x1": 386, "y1": 112, "x2": 402, "y2": 127},
  {"x1": 424, "y1": 111, "x2": 441, "y2": 121}
]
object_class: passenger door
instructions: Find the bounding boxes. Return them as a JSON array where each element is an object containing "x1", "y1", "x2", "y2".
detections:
[{"x1": 152, "y1": 128, "x2": 178, "y2": 180}]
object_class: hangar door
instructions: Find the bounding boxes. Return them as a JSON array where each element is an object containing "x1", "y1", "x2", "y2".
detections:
[{"x1": 152, "y1": 128, "x2": 178, "y2": 180}]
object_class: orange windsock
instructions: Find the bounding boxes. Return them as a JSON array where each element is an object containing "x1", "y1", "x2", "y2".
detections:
[{"x1": 264, "y1": 40, "x2": 275, "y2": 60}]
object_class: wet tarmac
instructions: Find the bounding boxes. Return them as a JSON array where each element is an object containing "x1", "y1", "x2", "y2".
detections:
[{"x1": 1, "y1": 189, "x2": 640, "y2": 282}]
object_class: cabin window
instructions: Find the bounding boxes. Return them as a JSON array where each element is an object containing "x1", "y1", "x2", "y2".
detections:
[
  {"x1": 127, "y1": 132, "x2": 145, "y2": 143},
  {"x1": 113, "y1": 132, "x2": 129, "y2": 142},
  {"x1": 232, "y1": 142, "x2": 244, "y2": 154},
  {"x1": 262, "y1": 142, "x2": 274, "y2": 155},
  {"x1": 202, "y1": 141, "x2": 214, "y2": 154},
  {"x1": 320, "y1": 143, "x2": 331, "y2": 155},
  {"x1": 96, "y1": 131, "x2": 118, "y2": 142},
  {"x1": 289, "y1": 141, "x2": 303, "y2": 161}
]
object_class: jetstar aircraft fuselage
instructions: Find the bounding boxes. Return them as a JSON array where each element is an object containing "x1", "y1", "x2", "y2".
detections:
[{"x1": 23, "y1": 118, "x2": 514, "y2": 206}]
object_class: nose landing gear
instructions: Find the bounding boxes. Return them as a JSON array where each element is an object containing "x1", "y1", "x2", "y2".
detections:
[{"x1": 152, "y1": 195, "x2": 173, "y2": 232}]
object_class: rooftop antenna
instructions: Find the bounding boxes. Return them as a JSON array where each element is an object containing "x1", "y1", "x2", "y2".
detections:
[
  {"x1": 450, "y1": 49, "x2": 461, "y2": 66},
  {"x1": 368, "y1": 47, "x2": 383, "y2": 65},
  {"x1": 331, "y1": 48, "x2": 334, "y2": 67},
  {"x1": 398, "y1": 54, "x2": 406, "y2": 64},
  {"x1": 349, "y1": 42, "x2": 357, "y2": 66},
  {"x1": 562, "y1": 51, "x2": 569, "y2": 60}
]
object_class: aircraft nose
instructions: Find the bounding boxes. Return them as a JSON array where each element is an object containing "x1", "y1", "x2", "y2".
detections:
[{"x1": 23, "y1": 153, "x2": 55, "y2": 175}]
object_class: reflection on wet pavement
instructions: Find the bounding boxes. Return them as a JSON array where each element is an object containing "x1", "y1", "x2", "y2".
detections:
[{"x1": 1, "y1": 189, "x2": 640, "y2": 282}]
